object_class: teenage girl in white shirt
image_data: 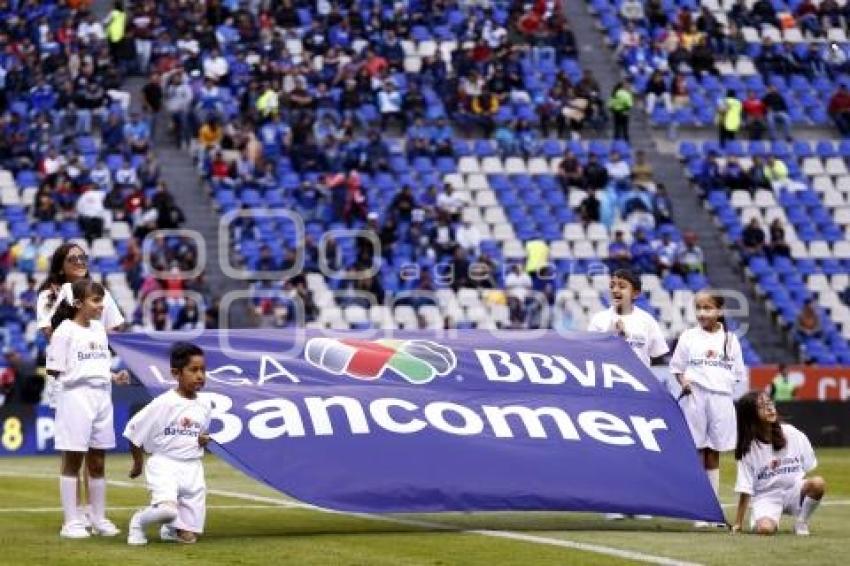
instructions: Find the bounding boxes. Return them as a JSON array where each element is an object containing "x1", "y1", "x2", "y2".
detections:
[{"x1": 732, "y1": 391, "x2": 826, "y2": 536}]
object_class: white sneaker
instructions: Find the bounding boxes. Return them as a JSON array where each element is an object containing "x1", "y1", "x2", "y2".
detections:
[
  {"x1": 77, "y1": 506, "x2": 92, "y2": 528},
  {"x1": 127, "y1": 511, "x2": 147, "y2": 545},
  {"x1": 91, "y1": 518, "x2": 121, "y2": 537},
  {"x1": 794, "y1": 520, "x2": 810, "y2": 536},
  {"x1": 160, "y1": 524, "x2": 179, "y2": 542},
  {"x1": 60, "y1": 520, "x2": 90, "y2": 539},
  {"x1": 634, "y1": 515, "x2": 653, "y2": 520},
  {"x1": 605, "y1": 513, "x2": 626, "y2": 520}
]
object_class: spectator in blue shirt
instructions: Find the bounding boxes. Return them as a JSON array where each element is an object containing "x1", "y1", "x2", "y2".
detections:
[
  {"x1": 28, "y1": 78, "x2": 55, "y2": 113},
  {"x1": 381, "y1": 30, "x2": 404, "y2": 69},
  {"x1": 630, "y1": 229, "x2": 657, "y2": 274},
  {"x1": 124, "y1": 112, "x2": 151, "y2": 154},
  {"x1": 295, "y1": 180, "x2": 323, "y2": 223}
]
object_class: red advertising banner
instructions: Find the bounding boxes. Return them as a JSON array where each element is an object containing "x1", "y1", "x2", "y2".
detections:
[{"x1": 750, "y1": 366, "x2": 850, "y2": 401}]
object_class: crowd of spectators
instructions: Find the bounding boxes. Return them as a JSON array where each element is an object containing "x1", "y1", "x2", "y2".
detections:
[
  {"x1": 135, "y1": 0, "x2": 608, "y2": 329},
  {"x1": 0, "y1": 0, "x2": 220, "y2": 356},
  {"x1": 603, "y1": 0, "x2": 850, "y2": 137}
]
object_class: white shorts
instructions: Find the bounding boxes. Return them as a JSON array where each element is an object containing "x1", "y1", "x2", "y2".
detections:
[
  {"x1": 54, "y1": 383, "x2": 115, "y2": 452},
  {"x1": 146, "y1": 454, "x2": 206, "y2": 534},
  {"x1": 679, "y1": 385, "x2": 736, "y2": 451},
  {"x1": 750, "y1": 479, "x2": 805, "y2": 527}
]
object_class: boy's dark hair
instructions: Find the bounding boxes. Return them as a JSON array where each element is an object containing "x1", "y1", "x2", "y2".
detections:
[
  {"x1": 170, "y1": 342, "x2": 204, "y2": 370},
  {"x1": 51, "y1": 279, "x2": 106, "y2": 330},
  {"x1": 611, "y1": 268, "x2": 641, "y2": 292}
]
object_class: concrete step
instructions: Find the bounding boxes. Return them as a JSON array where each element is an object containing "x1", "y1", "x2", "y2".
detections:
[{"x1": 565, "y1": 0, "x2": 791, "y2": 363}]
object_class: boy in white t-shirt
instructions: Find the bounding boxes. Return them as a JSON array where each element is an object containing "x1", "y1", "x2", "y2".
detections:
[
  {"x1": 732, "y1": 391, "x2": 826, "y2": 536},
  {"x1": 125, "y1": 342, "x2": 211, "y2": 545},
  {"x1": 588, "y1": 269, "x2": 669, "y2": 368},
  {"x1": 589, "y1": 269, "x2": 669, "y2": 520}
]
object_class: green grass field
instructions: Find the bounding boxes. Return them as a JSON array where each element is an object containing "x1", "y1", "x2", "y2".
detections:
[{"x1": 1, "y1": 450, "x2": 848, "y2": 566}]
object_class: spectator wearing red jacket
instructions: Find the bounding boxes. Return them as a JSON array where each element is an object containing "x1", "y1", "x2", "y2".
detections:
[
  {"x1": 742, "y1": 90, "x2": 767, "y2": 140},
  {"x1": 828, "y1": 84, "x2": 850, "y2": 135}
]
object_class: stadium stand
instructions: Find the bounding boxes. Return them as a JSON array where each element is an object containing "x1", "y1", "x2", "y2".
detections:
[
  {"x1": 150, "y1": 0, "x2": 761, "y2": 356},
  {"x1": 0, "y1": 0, "x2": 214, "y2": 360},
  {"x1": 587, "y1": 0, "x2": 850, "y2": 133},
  {"x1": 680, "y1": 138, "x2": 850, "y2": 364},
  {"x1": 3, "y1": 0, "x2": 823, "y2": 375}
]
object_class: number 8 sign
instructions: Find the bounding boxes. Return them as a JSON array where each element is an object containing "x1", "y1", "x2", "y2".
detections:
[{"x1": 1, "y1": 416, "x2": 23, "y2": 451}]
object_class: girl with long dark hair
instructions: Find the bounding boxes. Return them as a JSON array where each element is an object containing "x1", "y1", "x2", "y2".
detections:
[{"x1": 732, "y1": 391, "x2": 826, "y2": 535}]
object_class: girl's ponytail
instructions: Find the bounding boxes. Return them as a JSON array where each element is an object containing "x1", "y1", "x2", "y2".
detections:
[
  {"x1": 719, "y1": 312, "x2": 730, "y2": 361},
  {"x1": 50, "y1": 280, "x2": 105, "y2": 330}
]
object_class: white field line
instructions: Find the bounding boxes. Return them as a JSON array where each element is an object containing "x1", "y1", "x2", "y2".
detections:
[
  {"x1": 0, "y1": 504, "x2": 283, "y2": 514},
  {"x1": 720, "y1": 500, "x2": 850, "y2": 507},
  {"x1": 13, "y1": 471, "x2": 850, "y2": 565},
  {"x1": 469, "y1": 530, "x2": 703, "y2": 566}
]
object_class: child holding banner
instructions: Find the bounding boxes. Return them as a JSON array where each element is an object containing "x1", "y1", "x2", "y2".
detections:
[
  {"x1": 587, "y1": 269, "x2": 669, "y2": 367},
  {"x1": 670, "y1": 290, "x2": 745, "y2": 528},
  {"x1": 589, "y1": 268, "x2": 669, "y2": 520},
  {"x1": 46, "y1": 279, "x2": 130, "y2": 538},
  {"x1": 125, "y1": 342, "x2": 211, "y2": 545},
  {"x1": 732, "y1": 391, "x2": 826, "y2": 536}
]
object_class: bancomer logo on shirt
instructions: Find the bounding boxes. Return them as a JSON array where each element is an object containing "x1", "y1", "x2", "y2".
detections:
[
  {"x1": 159, "y1": 341, "x2": 669, "y2": 454},
  {"x1": 164, "y1": 416, "x2": 202, "y2": 438},
  {"x1": 757, "y1": 456, "x2": 803, "y2": 481},
  {"x1": 688, "y1": 349, "x2": 734, "y2": 370},
  {"x1": 77, "y1": 342, "x2": 110, "y2": 361}
]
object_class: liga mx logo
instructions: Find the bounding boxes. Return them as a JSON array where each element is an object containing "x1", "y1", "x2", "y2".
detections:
[{"x1": 304, "y1": 338, "x2": 457, "y2": 384}]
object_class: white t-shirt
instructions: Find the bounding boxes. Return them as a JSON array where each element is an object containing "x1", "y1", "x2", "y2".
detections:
[
  {"x1": 456, "y1": 225, "x2": 481, "y2": 252},
  {"x1": 46, "y1": 319, "x2": 111, "y2": 387},
  {"x1": 78, "y1": 21, "x2": 105, "y2": 42},
  {"x1": 37, "y1": 286, "x2": 124, "y2": 331},
  {"x1": 203, "y1": 56, "x2": 229, "y2": 80},
  {"x1": 124, "y1": 389, "x2": 212, "y2": 461},
  {"x1": 588, "y1": 306, "x2": 669, "y2": 368},
  {"x1": 605, "y1": 159, "x2": 631, "y2": 181},
  {"x1": 505, "y1": 271, "x2": 533, "y2": 302},
  {"x1": 669, "y1": 325, "x2": 745, "y2": 394},
  {"x1": 734, "y1": 423, "x2": 817, "y2": 499},
  {"x1": 76, "y1": 189, "x2": 106, "y2": 218}
]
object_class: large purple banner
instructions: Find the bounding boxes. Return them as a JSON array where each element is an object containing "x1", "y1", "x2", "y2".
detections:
[{"x1": 111, "y1": 330, "x2": 724, "y2": 521}]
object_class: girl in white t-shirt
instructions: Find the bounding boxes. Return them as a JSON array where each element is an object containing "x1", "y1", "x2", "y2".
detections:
[
  {"x1": 46, "y1": 279, "x2": 130, "y2": 539},
  {"x1": 37, "y1": 243, "x2": 125, "y2": 528},
  {"x1": 37, "y1": 243, "x2": 125, "y2": 401},
  {"x1": 670, "y1": 290, "x2": 746, "y2": 527},
  {"x1": 732, "y1": 391, "x2": 826, "y2": 536},
  {"x1": 588, "y1": 269, "x2": 669, "y2": 368},
  {"x1": 589, "y1": 269, "x2": 668, "y2": 520}
]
